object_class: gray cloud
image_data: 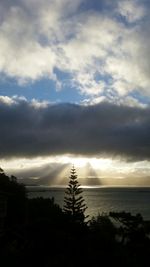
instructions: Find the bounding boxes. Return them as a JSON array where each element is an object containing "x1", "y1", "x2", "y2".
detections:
[{"x1": 0, "y1": 98, "x2": 150, "y2": 161}]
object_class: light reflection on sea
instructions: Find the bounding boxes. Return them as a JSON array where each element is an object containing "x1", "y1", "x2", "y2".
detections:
[{"x1": 26, "y1": 186, "x2": 150, "y2": 220}]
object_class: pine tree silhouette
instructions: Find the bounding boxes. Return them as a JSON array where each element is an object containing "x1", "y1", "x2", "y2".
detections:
[{"x1": 63, "y1": 166, "x2": 88, "y2": 224}]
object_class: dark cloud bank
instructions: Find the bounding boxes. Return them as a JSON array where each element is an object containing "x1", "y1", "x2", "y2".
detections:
[{"x1": 0, "y1": 99, "x2": 150, "y2": 161}]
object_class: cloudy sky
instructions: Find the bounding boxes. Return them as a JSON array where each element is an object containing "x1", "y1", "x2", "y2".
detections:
[{"x1": 1, "y1": 0, "x2": 150, "y2": 186}]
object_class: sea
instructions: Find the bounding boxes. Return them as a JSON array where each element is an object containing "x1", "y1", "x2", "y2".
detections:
[{"x1": 26, "y1": 186, "x2": 150, "y2": 220}]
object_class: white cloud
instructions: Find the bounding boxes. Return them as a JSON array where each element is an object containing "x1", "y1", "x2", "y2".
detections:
[
  {"x1": 0, "y1": 95, "x2": 53, "y2": 109},
  {"x1": 0, "y1": 9, "x2": 53, "y2": 82},
  {"x1": 0, "y1": 95, "x2": 15, "y2": 105},
  {"x1": 59, "y1": 14, "x2": 124, "y2": 95},
  {"x1": 117, "y1": 0, "x2": 146, "y2": 23},
  {"x1": 0, "y1": 0, "x2": 150, "y2": 104},
  {"x1": 30, "y1": 99, "x2": 49, "y2": 108},
  {"x1": 72, "y1": 72, "x2": 106, "y2": 96},
  {"x1": 105, "y1": 21, "x2": 150, "y2": 97}
]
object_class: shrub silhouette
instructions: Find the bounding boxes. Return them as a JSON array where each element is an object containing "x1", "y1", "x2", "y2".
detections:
[
  {"x1": 0, "y1": 167, "x2": 26, "y2": 227},
  {"x1": 27, "y1": 197, "x2": 63, "y2": 224},
  {"x1": 89, "y1": 213, "x2": 116, "y2": 244}
]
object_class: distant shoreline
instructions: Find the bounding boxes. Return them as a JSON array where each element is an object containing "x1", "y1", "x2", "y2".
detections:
[{"x1": 26, "y1": 185, "x2": 150, "y2": 192}]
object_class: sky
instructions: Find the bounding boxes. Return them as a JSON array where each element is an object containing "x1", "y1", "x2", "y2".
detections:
[{"x1": 0, "y1": 0, "x2": 150, "y2": 186}]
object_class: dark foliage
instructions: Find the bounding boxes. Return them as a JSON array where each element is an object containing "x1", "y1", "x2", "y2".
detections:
[
  {"x1": 27, "y1": 197, "x2": 62, "y2": 222},
  {"x1": 109, "y1": 211, "x2": 150, "y2": 245},
  {"x1": 89, "y1": 213, "x2": 116, "y2": 245},
  {"x1": 0, "y1": 168, "x2": 27, "y2": 227},
  {"x1": 1, "y1": 167, "x2": 150, "y2": 266}
]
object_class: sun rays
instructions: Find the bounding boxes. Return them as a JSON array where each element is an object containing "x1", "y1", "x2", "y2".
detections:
[{"x1": 2, "y1": 155, "x2": 150, "y2": 187}]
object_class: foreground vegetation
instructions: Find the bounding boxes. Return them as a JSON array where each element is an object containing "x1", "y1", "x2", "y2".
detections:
[{"x1": 0, "y1": 168, "x2": 150, "y2": 267}]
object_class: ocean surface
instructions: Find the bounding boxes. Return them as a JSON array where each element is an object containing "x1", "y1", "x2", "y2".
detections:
[{"x1": 27, "y1": 186, "x2": 150, "y2": 220}]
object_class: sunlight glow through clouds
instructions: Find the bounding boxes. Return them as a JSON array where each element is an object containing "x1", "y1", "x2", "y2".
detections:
[
  {"x1": 2, "y1": 156, "x2": 150, "y2": 183},
  {"x1": 0, "y1": 156, "x2": 113, "y2": 171}
]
